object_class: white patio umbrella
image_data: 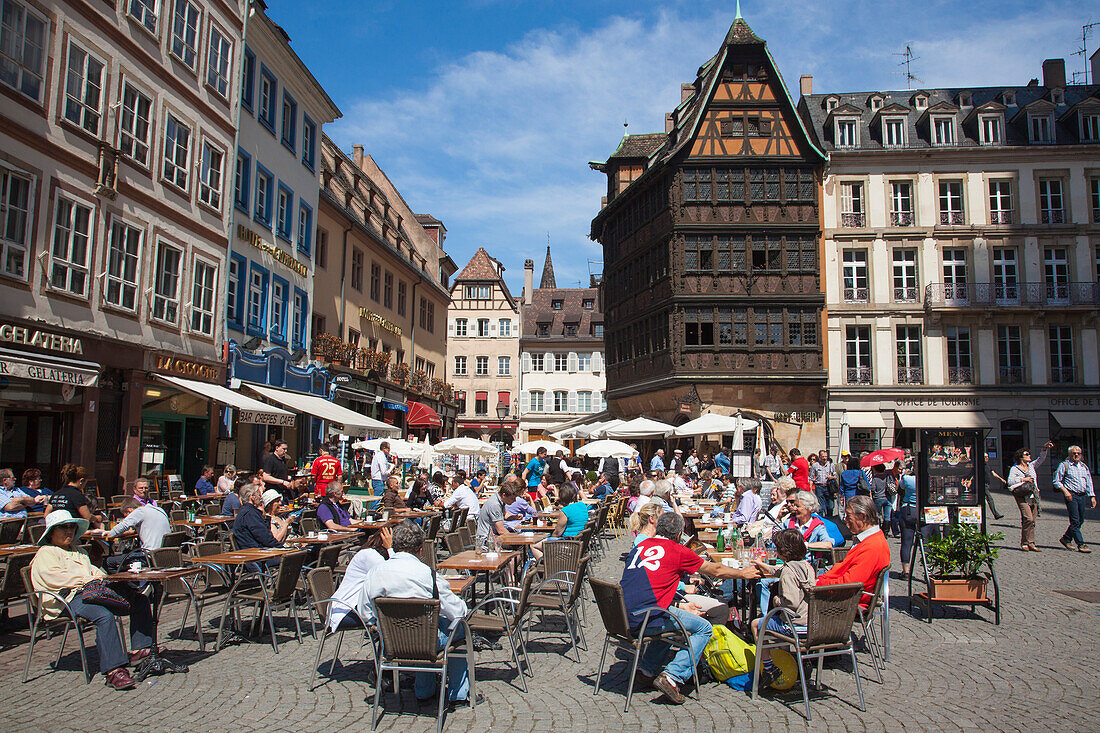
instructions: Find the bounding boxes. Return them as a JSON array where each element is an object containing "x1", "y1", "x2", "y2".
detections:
[
  {"x1": 417, "y1": 437, "x2": 435, "y2": 470},
  {"x1": 605, "y1": 416, "x2": 675, "y2": 439},
  {"x1": 756, "y1": 417, "x2": 766, "y2": 456},
  {"x1": 433, "y1": 437, "x2": 500, "y2": 457},
  {"x1": 584, "y1": 419, "x2": 622, "y2": 439},
  {"x1": 670, "y1": 412, "x2": 759, "y2": 437},
  {"x1": 576, "y1": 440, "x2": 635, "y2": 459},
  {"x1": 515, "y1": 439, "x2": 570, "y2": 455},
  {"x1": 732, "y1": 414, "x2": 745, "y2": 451},
  {"x1": 351, "y1": 438, "x2": 426, "y2": 459}
]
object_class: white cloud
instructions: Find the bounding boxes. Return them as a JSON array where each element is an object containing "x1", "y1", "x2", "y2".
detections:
[{"x1": 327, "y1": 1, "x2": 1094, "y2": 292}]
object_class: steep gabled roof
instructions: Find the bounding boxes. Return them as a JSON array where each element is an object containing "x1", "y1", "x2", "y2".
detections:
[
  {"x1": 453, "y1": 247, "x2": 516, "y2": 307},
  {"x1": 539, "y1": 246, "x2": 556, "y2": 289}
]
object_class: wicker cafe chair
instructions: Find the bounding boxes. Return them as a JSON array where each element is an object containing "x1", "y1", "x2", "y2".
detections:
[
  {"x1": 307, "y1": 567, "x2": 378, "y2": 690},
  {"x1": 0, "y1": 552, "x2": 36, "y2": 629},
  {"x1": 464, "y1": 563, "x2": 538, "y2": 692},
  {"x1": 149, "y1": 546, "x2": 218, "y2": 652},
  {"x1": 370, "y1": 597, "x2": 475, "y2": 733},
  {"x1": 20, "y1": 566, "x2": 123, "y2": 684},
  {"x1": 443, "y1": 533, "x2": 464, "y2": 557},
  {"x1": 0, "y1": 518, "x2": 25, "y2": 544},
  {"x1": 418, "y1": 541, "x2": 438, "y2": 572},
  {"x1": 300, "y1": 517, "x2": 320, "y2": 535},
  {"x1": 588, "y1": 577, "x2": 701, "y2": 712},
  {"x1": 425, "y1": 514, "x2": 443, "y2": 541},
  {"x1": 217, "y1": 549, "x2": 311, "y2": 653},
  {"x1": 27, "y1": 523, "x2": 47, "y2": 545},
  {"x1": 525, "y1": 555, "x2": 591, "y2": 663},
  {"x1": 456, "y1": 525, "x2": 473, "y2": 551},
  {"x1": 751, "y1": 582, "x2": 867, "y2": 721},
  {"x1": 854, "y1": 567, "x2": 890, "y2": 675}
]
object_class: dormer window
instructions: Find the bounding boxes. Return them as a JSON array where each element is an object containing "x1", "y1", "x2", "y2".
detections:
[
  {"x1": 932, "y1": 115, "x2": 956, "y2": 146},
  {"x1": 883, "y1": 116, "x2": 906, "y2": 147},
  {"x1": 551, "y1": 299, "x2": 563, "y2": 310},
  {"x1": 1081, "y1": 112, "x2": 1100, "y2": 142},
  {"x1": 958, "y1": 92, "x2": 972, "y2": 107},
  {"x1": 582, "y1": 298, "x2": 594, "y2": 309},
  {"x1": 835, "y1": 117, "x2": 859, "y2": 148},
  {"x1": 1051, "y1": 89, "x2": 1064, "y2": 105},
  {"x1": 536, "y1": 322, "x2": 550, "y2": 337},
  {"x1": 825, "y1": 96, "x2": 839, "y2": 112},
  {"x1": 869, "y1": 95, "x2": 884, "y2": 111},
  {"x1": 1029, "y1": 113, "x2": 1054, "y2": 143},
  {"x1": 979, "y1": 114, "x2": 1002, "y2": 145},
  {"x1": 914, "y1": 94, "x2": 929, "y2": 110},
  {"x1": 1003, "y1": 91, "x2": 1016, "y2": 106}
]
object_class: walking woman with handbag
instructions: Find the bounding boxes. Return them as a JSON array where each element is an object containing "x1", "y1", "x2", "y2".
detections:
[
  {"x1": 30, "y1": 510, "x2": 156, "y2": 690},
  {"x1": 1007, "y1": 442, "x2": 1053, "y2": 552}
]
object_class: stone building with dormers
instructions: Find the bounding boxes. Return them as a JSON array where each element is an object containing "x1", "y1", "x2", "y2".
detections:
[{"x1": 799, "y1": 56, "x2": 1100, "y2": 478}]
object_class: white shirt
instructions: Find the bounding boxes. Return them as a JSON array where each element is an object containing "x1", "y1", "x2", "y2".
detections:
[
  {"x1": 364, "y1": 551, "x2": 468, "y2": 625},
  {"x1": 371, "y1": 451, "x2": 393, "y2": 482},
  {"x1": 444, "y1": 483, "x2": 480, "y2": 516},
  {"x1": 109, "y1": 504, "x2": 170, "y2": 550},
  {"x1": 855, "y1": 526, "x2": 881, "y2": 543},
  {"x1": 672, "y1": 474, "x2": 690, "y2": 494},
  {"x1": 329, "y1": 548, "x2": 388, "y2": 631}
]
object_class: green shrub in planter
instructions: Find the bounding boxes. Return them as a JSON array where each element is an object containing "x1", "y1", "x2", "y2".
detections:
[{"x1": 926, "y1": 524, "x2": 1003, "y2": 579}]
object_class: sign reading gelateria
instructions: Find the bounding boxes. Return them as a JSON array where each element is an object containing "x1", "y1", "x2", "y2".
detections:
[
  {"x1": 153, "y1": 354, "x2": 221, "y2": 381},
  {"x1": 358, "y1": 308, "x2": 402, "y2": 336},
  {"x1": 237, "y1": 224, "x2": 308, "y2": 277},
  {"x1": 0, "y1": 323, "x2": 83, "y2": 355},
  {"x1": 0, "y1": 357, "x2": 97, "y2": 387}
]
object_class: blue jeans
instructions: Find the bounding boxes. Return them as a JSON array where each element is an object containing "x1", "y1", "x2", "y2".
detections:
[
  {"x1": 414, "y1": 622, "x2": 469, "y2": 701},
  {"x1": 757, "y1": 577, "x2": 779, "y2": 614},
  {"x1": 637, "y1": 606, "x2": 712, "y2": 685},
  {"x1": 815, "y1": 486, "x2": 834, "y2": 517},
  {"x1": 1062, "y1": 493, "x2": 1091, "y2": 547},
  {"x1": 372, "y1": 480, "x2": 385, "y2": 493},
  {"x1": 68, "y1": 589, "x2": 154, "y2": 673},
  {"x1": 875, "y1": 499, "x2": 893, "y2": 525}
]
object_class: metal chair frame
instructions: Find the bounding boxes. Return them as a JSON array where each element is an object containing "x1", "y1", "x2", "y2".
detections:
[
  {"x1": 215, "y1": 549, "x2": 310, "y2": 653},
  {"x1": 751, "y1": 582, "x2": 867, "y2": 721},
  {"x1": 588, "y1": 576, "x2": 701, "y2": 712},
  {"x1": 306, "y1": 567, "x2": 380, "y2": 690}
]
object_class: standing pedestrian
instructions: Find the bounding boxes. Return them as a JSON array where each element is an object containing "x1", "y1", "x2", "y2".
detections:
[
  {"x1": 982, "y1": 452, "x2": 1005, "y2": 520},
  {"x1": 787, "y1": 449, "x2": 811, "y2": 492},
  {"x1": 1007, "y1": 442, "x2": 1052, "y2": 552},
  {"x1": 811, "y1": 450, "x2": 837, "y2": 517},
  {"x1": 1053, "y1": 445, "x2": 1095, "y2": 553},
  {"x1": 650, "y1": 449, "x2": 666, "y2": 474},
  {"x1": 370, "y1": 441, "x2": 394, "y2": 493}
]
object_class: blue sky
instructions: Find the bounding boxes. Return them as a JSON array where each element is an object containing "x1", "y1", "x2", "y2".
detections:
[{"x1": 266, "y1": 0, "x2": 1095, "y2": 294}]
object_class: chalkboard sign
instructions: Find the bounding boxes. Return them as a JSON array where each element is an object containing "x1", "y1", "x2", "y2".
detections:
[
  {"x1": 153, "y1": 476, "x2": 170, "y2": 500},
  {"x1": 84, "y1": 478, "x2": 99, "y2": 499},
  {"x1": 918, "y1": 428, "x2": 984, "y2": 526}
]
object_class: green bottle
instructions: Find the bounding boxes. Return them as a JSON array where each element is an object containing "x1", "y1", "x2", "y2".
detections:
[{"x1": 716, "y1": 527, "x2": 726, "y2": 552}]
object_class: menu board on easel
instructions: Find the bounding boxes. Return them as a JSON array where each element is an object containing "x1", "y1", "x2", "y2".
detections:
[
  {"x1": 153, "y1": 476, "x2": 171, "y2": 500},
  {"x1": 918, "y1": 428, "x2": 984, "y2": 529}
]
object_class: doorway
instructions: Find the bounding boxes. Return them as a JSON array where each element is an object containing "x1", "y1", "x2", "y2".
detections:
[{"x1": 999, "y1": 419, "x2": 1029, "y2": 476}]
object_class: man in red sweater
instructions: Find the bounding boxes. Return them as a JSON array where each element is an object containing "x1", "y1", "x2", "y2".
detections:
[
  {"x1": 817, "y1": 495, "x2": 890, "y2": 605},
  {"x1": 787, "y1": 449, "x2": 811, "y2": 492}
]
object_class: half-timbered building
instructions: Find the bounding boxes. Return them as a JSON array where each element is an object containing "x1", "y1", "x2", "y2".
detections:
[{"x1": 590, "y1": 13, "x2": 827, "y2": 447}]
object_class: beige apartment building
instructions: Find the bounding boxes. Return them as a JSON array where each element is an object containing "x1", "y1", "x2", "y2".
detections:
[
  {"x1": 446, "y1": 248, "x2": 520, "y2": 442},
  {"x1": 799, "y1": 57, "x2": 1100, "y2": 478},
  {"x1": 312, "y1": 136, "x2": 457, "y2": 438},
  {"x1": 0, "y1": 0, "x2": 244, "y2": 490}
]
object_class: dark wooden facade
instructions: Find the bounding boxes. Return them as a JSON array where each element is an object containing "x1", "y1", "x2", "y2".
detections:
[{"x1": 591, "y1": 16, "x2": 827, "y2": 424}]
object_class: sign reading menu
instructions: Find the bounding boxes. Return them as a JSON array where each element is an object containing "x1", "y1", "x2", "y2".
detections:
[{"x1": 920, "y1": 429, "x2": 981, "y2": 507}]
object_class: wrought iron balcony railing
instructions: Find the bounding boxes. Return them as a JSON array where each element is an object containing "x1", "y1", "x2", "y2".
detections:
[
  {"x1": 897, "y1": 367, "x2": 925, "y2": 385},
  {"x1": 846, "y1": 366, "x2": 873, "y2": 385},
  {"x1": 924, "y1": 282, "x2": 1100, "y2": 308}
]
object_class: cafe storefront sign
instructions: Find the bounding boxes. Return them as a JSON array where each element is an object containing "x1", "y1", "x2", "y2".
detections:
[
  {"x1": 358, "y1": 308, "x2": 402, "y2": 336},
  {"x1": 153, "y1": 354, "x2": 221, "y2": 382},
  {"x1": 237, "y1": 408, "x2": 296, "y2": 427},
  {"x1": 0, "y1": 353, "x2": 98, "y2": 387},
  {"x1": 0, "y1": 322, "x2": 83, "y2": 355}
]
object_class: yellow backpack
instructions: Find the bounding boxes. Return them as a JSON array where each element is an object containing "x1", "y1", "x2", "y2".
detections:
[{"x1": 702, "y1": 624, "x2": 756, "y2": 681}]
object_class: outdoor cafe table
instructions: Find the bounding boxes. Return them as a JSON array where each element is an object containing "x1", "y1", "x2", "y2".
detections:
[
  {"x1": 0, "y1": 543, "x2": 38, "y2": 558},
  {"x1": 107, "y1": 566, "x2": 204, "y2": 676},
  {"x1": 447, "y1": 576, "x2": 475, "y2": 596},
  {"x1": 286, "y1": 531, "x2": 359, "y2": 546},
  {"x1": 496, "y1": 531, "x2": 548, "y2": 563},
  {"x1": 171, "y1": 515, "x2": 233, "y2": 528},
  {"x1": 438, "y1": 549, "x2": 519, "y2": 602},
  {"x1": 187, "y1": 548, "x2": 297, "y2": 651}
]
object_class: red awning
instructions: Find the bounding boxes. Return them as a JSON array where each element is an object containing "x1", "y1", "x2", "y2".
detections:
[
  {"x1": 497, "y1": 392, "x2": 510, "y2": 405},
  {"x1": 474, "y1": 391, "x2": 488, "y2": 400},
  {"x1": 406, "y1": 400, "x2": 442, "y2": 428}
]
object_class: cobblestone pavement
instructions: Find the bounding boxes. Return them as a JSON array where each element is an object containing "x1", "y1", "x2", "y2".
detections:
[{"x1": 1, "y1": 493, "x2": 1097, "y2": 733}]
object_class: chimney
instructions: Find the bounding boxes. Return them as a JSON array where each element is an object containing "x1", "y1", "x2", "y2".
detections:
[
  {"x1": 352, "y1": 144, "x2": 364, "y2": 167},
  {"x1": 1092, "y1": 49, "x2": 1100, "y2": 88},
  {"x1": 665, "y1": 113, "x2": 674, "y2": 134},
  {"x1": 523, "y1": 259, "x2": 534, "y2": 305},
  {"x1": 1042, "y1": 58, "x2": 1065, "y2": 89},
  {"x1": 681, "y1": 83, "x2": 694, "y2": 103},
  {"x1": 800, "y1": 74, "x2": 813, "y2": 97}
]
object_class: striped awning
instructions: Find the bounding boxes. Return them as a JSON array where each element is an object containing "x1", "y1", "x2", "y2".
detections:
[{"x1": 406, "y1": 400, "x2": 442, "y2": 428}]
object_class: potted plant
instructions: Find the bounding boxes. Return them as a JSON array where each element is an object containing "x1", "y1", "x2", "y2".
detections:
[{"x1": 925, "y1": 524, "x2": 1003, "y2": 601}]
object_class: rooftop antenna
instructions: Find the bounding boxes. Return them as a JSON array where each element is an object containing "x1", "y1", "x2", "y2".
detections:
[
  {"x1": 1070, "y1": 21, "x2": 1098, "y2": 84},
  {"x1": 894, "y1": 45, "x2": 922, "y2": 90}
]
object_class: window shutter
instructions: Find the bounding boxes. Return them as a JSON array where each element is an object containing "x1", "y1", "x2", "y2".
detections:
[
  {"x1": 545, "y1": 355, "x2": 553, "y2": 373},
  {"x1": 568, "y1": 352, "x2": 577, "y2": 373},
  {"x1": 448, "y1": 318, "x2": 455, "y2": 335},
  {"x1": 568, "y1": 391, "x2": 577, "y2": 413},
  {"x1": 490, "y1": 321, "x2": 497, "y2": 335},
  {"x1": 522, "y1": 353, "x2": 531, "y2": 373},
  {"x1": 520, "y1": 390, "x2": 529, "y2": 413},
  {"x1": 592, "y1": 351, "x2": 603, "y2": 373}
]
